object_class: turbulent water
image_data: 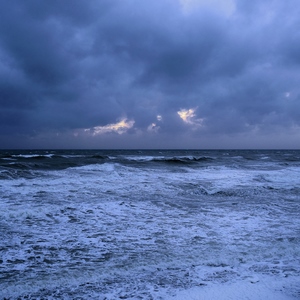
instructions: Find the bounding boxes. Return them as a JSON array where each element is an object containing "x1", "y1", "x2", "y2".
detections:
[{"x1": 0, "y1": 150, "x2": 300, "y2": 299}]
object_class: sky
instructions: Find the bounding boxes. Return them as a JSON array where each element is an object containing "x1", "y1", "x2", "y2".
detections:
[{"x1": 0, "y1": 0, "x2": 300, "y2": 149}]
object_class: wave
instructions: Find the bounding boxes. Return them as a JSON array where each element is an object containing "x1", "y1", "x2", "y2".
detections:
[
  {"x1": 6, "y1": 153, "x2": 109, "y2": 161},
  {"x1": 153, "y1": 156, "x2": 214, "y2": 164},
  {"x1": 11, "y1": 154, "x2": 56, "y2": 159},
  {"x1": 0, "y1": 168, "x2": 37, "y2": 179},
  {"x1": 69, "y1": 162, "x2": 117, "y2": 172},
  {"x1": 1, "y1": 150, "x2": 300, "y2": 179},
  {"x1": 119, "y1": 155, "x2": 214, "y2": 164},
  {"x1": 90, "y1": 154, "x2": 109, "y2": 159}
]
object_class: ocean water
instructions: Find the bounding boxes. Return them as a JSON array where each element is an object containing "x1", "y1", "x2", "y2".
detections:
[{"x1": 0, "y1": 150, "x2": 299, "y2": 299}]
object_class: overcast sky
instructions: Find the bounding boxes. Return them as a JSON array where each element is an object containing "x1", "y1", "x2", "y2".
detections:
[{"x1": 1, "y1": 0, "x2": 300, "y2": 149}]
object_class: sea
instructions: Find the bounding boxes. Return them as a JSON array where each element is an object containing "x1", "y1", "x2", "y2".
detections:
[{"x1": 0, "y1": 149, "x2": 299, "y2": 299}]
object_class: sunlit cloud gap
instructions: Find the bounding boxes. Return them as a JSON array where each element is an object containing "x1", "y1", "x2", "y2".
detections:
[
  {"x1": 85, "y1": 118, "x2": 135, "y2": 135},
  {"x1": 177, "y1": 108, "x2": 204, "y2": 127},
  {"x1": 177, "y1": 108, "x2": 196, "y2": 124}
]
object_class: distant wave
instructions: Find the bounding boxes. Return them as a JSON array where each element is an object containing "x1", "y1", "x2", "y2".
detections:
[
  {"x1": 1, "y1": 150, "x2": 299, "y2": 179},
  {"x1": 90, "y1": 155, "x2": 109, "y2": 159},
  {"x1": 11, "y1": 154, "x2": 56, "y2": 159},
  {"x1": 117, "y1": 155, "x2": 214, "y2": 164},
  {"x1": 152, "y1": 156, "x2": 214, "y2": 164}
]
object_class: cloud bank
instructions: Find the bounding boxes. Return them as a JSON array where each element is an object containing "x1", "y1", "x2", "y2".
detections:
[{"x1": 0, "y1": 0, "x2": 300, "y2": 148}]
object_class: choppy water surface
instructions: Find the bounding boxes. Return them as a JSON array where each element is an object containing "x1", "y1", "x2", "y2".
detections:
[{"x1": 0, "y1": 150, "x2": 300, "y2": 299}]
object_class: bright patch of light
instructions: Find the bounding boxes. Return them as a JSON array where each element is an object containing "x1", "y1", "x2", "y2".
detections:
[
  {"x1": 179, "y1": 0, "x2": 235, "y2": 17},
  {"x1": 157, "y1": 115, "x2": 162, "y2": 121},
  {"x1": 178, "y1": 108, "x2": 196, "y2": 124},
  {"x1": 85, "y1": 118, "x2": 135, "y2": 135},
  {"x1": 177, "y1": 108, "x2": 204, "y2": 127}
]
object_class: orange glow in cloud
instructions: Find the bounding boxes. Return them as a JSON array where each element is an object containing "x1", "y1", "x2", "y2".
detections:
[{"x1": 85, "y1": 118, "x2": 135, "y2": 135}]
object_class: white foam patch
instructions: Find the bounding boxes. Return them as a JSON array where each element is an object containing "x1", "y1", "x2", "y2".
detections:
[
  {"x1": 121, "y1": 155, "x2": 162, "y2": 161},
  {"x1": 170, "y1": 279, "x2": 297, "y2": 300},
  {"x1": 1, "y1": 161, "x2": 300, "y2": 298}
]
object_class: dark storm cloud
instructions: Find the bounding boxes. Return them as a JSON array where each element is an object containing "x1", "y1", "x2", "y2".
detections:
[{"x1": 0, "y1": 0, "x2": 300, "y2": 148}]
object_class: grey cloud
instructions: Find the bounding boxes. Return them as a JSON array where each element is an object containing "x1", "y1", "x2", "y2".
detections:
[{"x1": 0, "y1": 0, "x2": 300, "y2": 148}]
